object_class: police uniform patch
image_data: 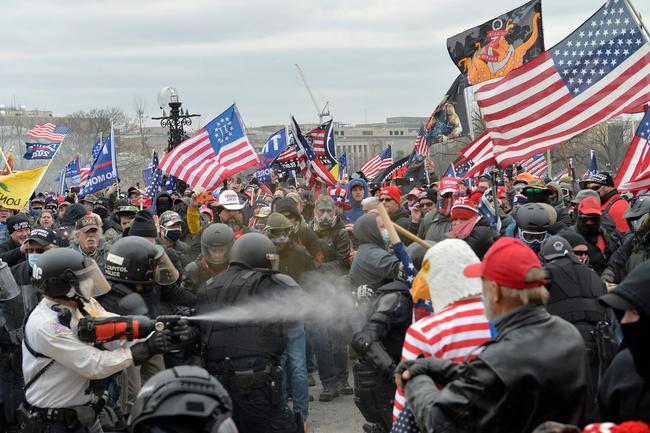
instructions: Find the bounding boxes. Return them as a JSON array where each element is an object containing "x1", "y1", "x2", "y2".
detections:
[{"x1": 49, "y1": 319, "x2": 72, "y2": 337}]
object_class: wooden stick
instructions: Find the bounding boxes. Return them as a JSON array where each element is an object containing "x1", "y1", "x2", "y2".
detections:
[{"x1": 392, "y1": 222, "x2": 433, "y2": 250}]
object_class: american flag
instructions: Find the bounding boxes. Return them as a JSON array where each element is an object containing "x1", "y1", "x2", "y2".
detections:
[
  {"x1": 553, "y1": 168, "x2": 570, "y2": 181},
  {"x1": 79, "y1": 163, "x2": 91, "y2": 187},
  {"x1": 145, "y1": 151, "x2": 164, "y2": 198},
  {"x1": 615, "y1": 108, "x2": 650, "y2": 191},
  {"x1": 414, "y1": 124, "x2": 428, "y2": 157},
  {"x1": 460, "y1": 131, "x2": 497, "y2": 178},
  {"x1": 360, "y1": 146, "x2": 392, "y2": 180},
  {"x1": 291, "y1": 116, "x2": 337, "y2": 194},
  {"x1": 307, "y1": 119, "x2": 336, "y2": 165},
  {"x1": 522, "y1": 153, "x2": 548, "y2": 177},
  {"x1": 160, "y1": 104, "x2": 258, "y2": 191},
  {"x1": 474, "y1": 0, "x2": 650, "y2": 166},
  {"x1": 27, "y1": 123, "x2": 69, "y2": 142},
  {"x1": 275, "y1": 145, "x2": 298, "y2": 163}
]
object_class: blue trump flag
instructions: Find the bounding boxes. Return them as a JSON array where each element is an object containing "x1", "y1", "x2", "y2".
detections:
[
  {"x1": 24, "y1": 142, "x2": 61, "y2": 160},
  {"x1": 588, "y1": 150, "x2": 599, "y2": 176},
  {"x1": 80, "y1": 128, "x2": 119, "y2": 197},
  {"x1": 255, "y1": 128, "x2": 289, "y2": 184}
]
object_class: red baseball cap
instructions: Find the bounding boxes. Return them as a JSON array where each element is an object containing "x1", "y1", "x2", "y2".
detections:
[
  {"x1": 380, "y1": 186, "x2": 401, "y2": 204},
  {"x1": 464, "y1": 237, "x2": 547, "y2": 289},
  {"x1": 578, "y1": 196, "x2": 602, "y2": 216}
]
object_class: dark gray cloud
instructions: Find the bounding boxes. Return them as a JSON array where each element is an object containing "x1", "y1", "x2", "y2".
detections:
[{"x1": 1, "y1": 0, "x2": 648, "y2": 125}]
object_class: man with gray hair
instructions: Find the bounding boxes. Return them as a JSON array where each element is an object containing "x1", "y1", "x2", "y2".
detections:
[{"x1": 395, "y1": 237, "x2": 588, "y2": 433}]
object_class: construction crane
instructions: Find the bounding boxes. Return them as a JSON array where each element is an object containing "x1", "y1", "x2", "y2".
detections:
[{"x1": 295, "y1": 64, "x2": 330, "y2": 123}]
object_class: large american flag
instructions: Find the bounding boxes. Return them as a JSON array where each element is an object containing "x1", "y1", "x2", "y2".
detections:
[
  {"x1": 474, "y1": 0, "x2": 650, "y2": 166},
  {"x1": 160, "y1": 104, "x2": 258, "y2": 190},
  {"x1": 27, "y1": 123, "x2": 69, "y2": 142},
  {"x1": 360, "y1": 146, "x2": 392, "y2": 180},
  {"x1": 522, "y1": 153, "x2": 549, "y2": 177},
  {"x1": 414, "y1": 124, "x2": 428, "y2": 157},
  {"x1": 615, "y1": 108, "x2": 650, "y2": 191},
  {"x1": 460, "y1": 131, "x2": 496, "y2": 178}
]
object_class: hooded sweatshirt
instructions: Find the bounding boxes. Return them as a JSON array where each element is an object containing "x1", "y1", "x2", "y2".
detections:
[
  {"x1": 345, "y1": 178, "x2": 369, "y2": 223},
  {"x1": 349, "y1": 214, "x2": 400, "y2": 288},
  {"x1": 154, "y1": 192, "x2": 174, "y2": 216}
]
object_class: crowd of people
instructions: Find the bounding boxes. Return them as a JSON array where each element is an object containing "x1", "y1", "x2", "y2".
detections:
[{"x1": 0, "y1": 166, "x2": 649, "y2": 433}]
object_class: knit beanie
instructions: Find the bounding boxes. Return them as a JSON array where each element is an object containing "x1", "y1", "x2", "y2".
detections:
[
  {"x1": 126, "y1": 210, "x2": 158, "y2": 238},
  {"x1": 450, "y1": 198, "x2": 479, "y2": 220}
]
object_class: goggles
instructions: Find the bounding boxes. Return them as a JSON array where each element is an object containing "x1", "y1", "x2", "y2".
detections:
[{"x1": 520, "y1": 230, "x2": 547, "y2": 243}]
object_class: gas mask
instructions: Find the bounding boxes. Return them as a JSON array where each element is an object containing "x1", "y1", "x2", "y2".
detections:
[{"x1": 316, "y1": 211, "x2": 335, "y2": 228}]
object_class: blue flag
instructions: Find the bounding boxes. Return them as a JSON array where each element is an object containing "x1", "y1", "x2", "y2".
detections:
[
  {"x1": 262, "y1": 128, "x2": 289, "y2": 165},
  {"x1": 339, "y1": 152, "x2": 348, "y2": 180},
  {"x1": 588, "y1": 149, "x2": 599, "y2": 176},
  {"x1": 142, "y1": 165, "x2": 153, "y2": 187},
  {"x1": 90, "y1": 137, "x2": 103, "y2": 161},
  {"x1": 23, "y1": 142, "x2": 61, "y2": 160},
  {"x1": 163, "y1": 175, "x2": 176, "y2": 193},
  {"x1": 80, "y1": 128, "x2": 119, "y2": 197}
]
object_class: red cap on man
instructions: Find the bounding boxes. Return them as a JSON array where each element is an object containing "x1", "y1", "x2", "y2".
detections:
[
  {"x1": 379, "y1": 186, "x2": 401, "y2": 204},
  {"x1": 464, "y1": 237, "x2": 547, "y2": 289},
  {"x1": 578, "y1": 197, "x2": 602, "y2": 216}
]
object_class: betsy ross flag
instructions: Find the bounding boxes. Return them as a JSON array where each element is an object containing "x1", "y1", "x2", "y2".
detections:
[
  {"x1": 360, "y1": 146, "x2": 392, "y2": 180},
  {"x1": 26, "y1": 123, "x2": 69, "y2": 143},
  {"x1": 615, "y1": 108, "x2": 650, "y2": 191},
  {"x1": 522, "y1": 153, "x2": 548, "y2": 177},
  {"x1": 160, "y1": 104, "x2": 258, "y2": 190},
  {"x1": 414, "y1": 124, "x2": 428, "y2": 157},
  {"x1": 291, "y1": 116, "x2": 337, "y2": 193},
  {"x1": 474, "y1": 0, "x2": 650, "y2": 166},
  {"x1": 460, "y1": 131, "x2": 496, "y2": 178}
]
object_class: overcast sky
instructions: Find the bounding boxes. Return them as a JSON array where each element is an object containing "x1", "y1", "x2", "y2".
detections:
[{"x1": 2, "y1": 0, "x2": 649, "y2": 127}]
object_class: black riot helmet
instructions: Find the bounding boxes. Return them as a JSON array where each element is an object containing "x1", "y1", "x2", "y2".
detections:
[
  {"x1": 129, "y1": 365, "x2": 238, "y2": 433},
  {"x1": 201, "y1": 223, "x2": 235, "y2": 266},
  {"x1": 104, "y1": 236, "x2": 179, "y2": 286},
  {"x1": 32, "y1": 248, "x2": 110, "y2": 299},
  {"x1": 624, "y1": 194, "x2": 650, "y2": 235},
  {"x1": 515, "y1": 203, "x2": 556, "y2": 232},
  {"x1": 230, "y1": 232, "x2": 279, "y2": 271}
]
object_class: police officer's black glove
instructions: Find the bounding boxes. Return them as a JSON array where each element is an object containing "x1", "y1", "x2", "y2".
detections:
[
  {"x1": 131, "y1": 330, "x2": 172, "y2": 365},
  {"x1": 171, "y1": 319, "x2": 191, "y2": 342}
]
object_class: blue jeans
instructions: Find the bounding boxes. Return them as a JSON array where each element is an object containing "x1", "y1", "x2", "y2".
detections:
[
  {"x1": 282, "y1": 323, "x2": 309, "y2": 419},
  {"x1": 309, "y1": 324, "x2": 349, "y2": 390}
]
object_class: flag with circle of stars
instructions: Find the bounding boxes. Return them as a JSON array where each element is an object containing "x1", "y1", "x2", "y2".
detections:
[
  {"x1": 145, "y1": 151, "x2": 164, "y2": 198},
  {"x1": 551, "y1": 0, "x2": 646, "y2": 96}
]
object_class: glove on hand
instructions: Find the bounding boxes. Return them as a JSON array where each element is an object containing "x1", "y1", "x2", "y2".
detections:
[
  {"x1": 131, "y1": 330, "x2": 172, "y2": 365},
  {"x1": 172, "y1": 319, "x2": 191, "y2": 342}
]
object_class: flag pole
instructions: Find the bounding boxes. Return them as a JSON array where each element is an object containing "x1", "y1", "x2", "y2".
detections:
[
  {"x1": 0, "y1": 148, "x2": 13, "y2": 174},
  {"x1": 545, "y1": 148, "x2": 552, "y2": 179},
  {"x1": 624, "y1": 0, "x2": 650, "y2": 43}
]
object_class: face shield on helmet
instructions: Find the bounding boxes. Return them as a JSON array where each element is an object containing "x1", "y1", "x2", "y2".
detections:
[
  {"x1": 203, "y1": 244, "x2": 231, "y2": 266},
  {"x1": 152, "y1": 249, "x2": 180, "y2": 286},
  {"x1": 628, "y1": 213, "x2": 650, "y2": 234},
  {"x1": 0, "y1": 261, "x2": 20, "y2": 302},
  {"x1": 74, "y1": 258, "x2": 112, "y2": 299}
]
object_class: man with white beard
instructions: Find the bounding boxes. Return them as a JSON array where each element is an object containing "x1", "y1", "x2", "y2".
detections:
[{"x1": 394, "y1": 237, "x2": 588, "y2": 433}]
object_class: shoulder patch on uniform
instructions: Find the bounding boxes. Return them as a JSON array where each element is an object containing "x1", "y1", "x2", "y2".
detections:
[{"x1": 48, "y1": 319, "x2": 73, "y2": 337}]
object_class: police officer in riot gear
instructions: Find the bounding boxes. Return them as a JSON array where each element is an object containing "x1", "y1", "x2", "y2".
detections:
[
  {"x1": 602, "y1": 194, "x2": 650, "y2": 284},
  {"x1": 129, "y1": 365, "x2": 238, "y2": 433},
  {"x1": 20, "y1": 248, "x2": 174, "y2": 433},
  {"x1": 350, "y1": 280, "x2": 413, "y2": 433},
  {"x1": 182, "y1": 224, "x2": 235, "y2": 294},
  {"x1": 0, "y1": 262, "x2": 24, "y2": 433},
  {"x1": 196, "y1": 232, "x2": 298, "y2": 433}
]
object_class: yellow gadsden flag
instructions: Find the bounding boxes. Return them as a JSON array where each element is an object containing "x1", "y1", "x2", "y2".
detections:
[{"x1": 0, "y1": 165, "x2": 49, "y2": 210}]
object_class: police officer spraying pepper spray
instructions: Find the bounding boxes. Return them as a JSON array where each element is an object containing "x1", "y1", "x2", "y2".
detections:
[{"x1": 18, "y1": 248, "x2": 181, "y2": 433}]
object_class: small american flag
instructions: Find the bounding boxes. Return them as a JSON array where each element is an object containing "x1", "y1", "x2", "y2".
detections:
[
  {"x1": 474, "y1": 0, "x2": 650, "y2": 166},
  {"x1": 307, "y1": 119, "x2": 336, "y2": 165},
  {"x1": 522, "y1": 153, "x2": 548, "y2": 178},
  {"x1": 360, "y1": 146, "x2": 392, "y2": 180},
  {"x1": 275, "y1": 146, "x2": 298, "y2": 163},
  {"x1": 79, "y1": 163, "x2": 91, "y2": 187},
  {"x1": 291, "y1": 116, "x2": 337, "y2": 193},
  {"x1": 160, "y1": 104, "x2": 258, "y2": 191},
  {"x1": 615, "y1": 107, "x2": 650, "y2": 191},
  {"x1": 460, "y1": 131, "x2": 496, "y2": 178},
  {"x1": 414, "y1": 124, "x2": 428, "y2": 157},
  {"x1": 145, "y1": 151, "x2": 164, "y2": 198},
  {"x1": 27, "y1": 123, "x2": 69, "y2": 142}
]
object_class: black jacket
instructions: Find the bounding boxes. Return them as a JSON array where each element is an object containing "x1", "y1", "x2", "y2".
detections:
[
  {"x1": 603, "y1": 233, "x2": 650, "y2": 283},
  {"x1": 595, "y1": 348, "x2": 650, "y2": 423},
  {"x1": 98, "y1": 281, "x2": 196, "y2": 317},
  {"x1": 0, "y1": 238, "x2": 24, "y2": 267},
  {"x1": 311, "y1": 217, "x2": 351, "y2": 274},
  {"x1": 404, "y1": 305, "x2": 587, "y2": 432}
]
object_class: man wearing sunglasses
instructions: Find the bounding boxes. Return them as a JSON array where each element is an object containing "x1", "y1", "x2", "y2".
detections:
[
  {"x1": 582, "y1": 172, "x2": 630, "y2": 233},
  {"x1": 572, "y1": 197, "x2": 622, "y2": 276}
]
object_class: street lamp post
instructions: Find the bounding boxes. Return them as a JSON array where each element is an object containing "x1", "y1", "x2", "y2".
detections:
[{"x1": 152, "y1": 86, "x2": 200, "y2": 152}]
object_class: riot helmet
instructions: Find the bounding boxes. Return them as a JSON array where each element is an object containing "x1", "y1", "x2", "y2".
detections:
[
  {"x1": 201, "y1": 223, "x2": 235, "y2": 267},
  {"x1": 104, "y1": 236, "x2": 179, "y2": 286},
  {"x1": 515, "y1": 203, "x2": 556, "y2": 252},
  {"x1": 624, "y1": 194, "x2": 650, "y2": 236},
  {"x1": 32, "y1": 248, "x2": 110, "y2": 300},
  {"x1": 0, "y1": 261, "x2": 20, "y2": 302},
  {"x1": 129, "y1": 365, "x2": 237, "y2": 433},
  {"x1": 230, "y1": 232, "x2": 279, "y2": 271},
  {"x1": 263, "y1": 213, "x2": 293, "y2": 250}
]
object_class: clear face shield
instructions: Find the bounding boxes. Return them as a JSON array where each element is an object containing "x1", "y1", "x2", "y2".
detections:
[
  {"x1": 74, "y1": 259, "x2": 112, "y2": 299},
  {"x1": 152, "y1": 250, "x2": 180, "y2": 285},
  {"x1": 0, "y1": 261, "x2": 20, "y2": 302},
  {"x1": 203, "y1": 244, "x2": 231, "y2": 266}
]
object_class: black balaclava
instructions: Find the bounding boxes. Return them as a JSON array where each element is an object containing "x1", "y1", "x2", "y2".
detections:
[
  {"x1": 621, "y1": 313, "x2": 650, "y2": 379},
  {"x1": 577, "y1": 214, "x2": 601, "y2": 239}
]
